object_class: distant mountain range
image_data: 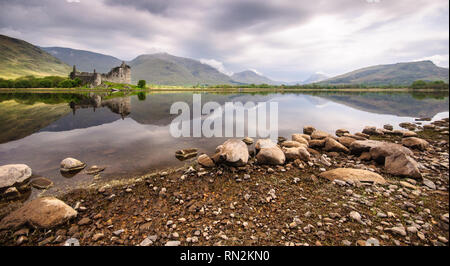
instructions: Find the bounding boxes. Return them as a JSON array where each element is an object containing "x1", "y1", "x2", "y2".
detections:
[
  {"x1": 0, "y1": 34, "x2": 449, "y2": 86},
  {"x1": 0, "y1": 35, "x2": 71, "y2": 79},
  {"x1": 320, "y1": 61, "x2": 449, "y2": 85},
  {"x1": 231, "y1": 70, "x2": 282, "y2": 85},
  {"x1": 129, "y1": 53, "x2": 238, "y2": 86},
  {"x1": 41, "y1": 47, "x2": 122, "y2": 73}
]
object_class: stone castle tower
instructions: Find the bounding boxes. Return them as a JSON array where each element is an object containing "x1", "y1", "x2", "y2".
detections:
[{"x1": 69, "y1": 62, "x2": 131, "y2": 87}]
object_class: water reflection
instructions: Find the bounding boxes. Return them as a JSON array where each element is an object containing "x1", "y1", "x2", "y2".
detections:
[{"x1": 0, "y1": 90, "x2": 448, "y2": 197}]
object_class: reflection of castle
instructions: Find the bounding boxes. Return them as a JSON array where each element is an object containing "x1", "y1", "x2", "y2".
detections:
[
  {"x1": 69, "y1": 94, "x2": 131, "y2": 119},
  {"x1": 69, "y1": 62, "x2": 131, "y2": 87}
]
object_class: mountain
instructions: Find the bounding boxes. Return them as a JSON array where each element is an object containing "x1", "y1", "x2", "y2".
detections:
[
  {"x1": 231, "y1": 70, "x2": 281, "y2": 85},
  {"x1": 0, "y1": 35, "x2": 71, "y2": 79},
  {"x1": 321, "y1": 61, "x2": 449, "y2": 86},
  {"x1": 301, "y1": 72, "x2": 329, "y2": 84},
  {"x1": 129, "y1": 53, "x2": 238, "y2": 86},
  {"x1": 41, "y1": 47, "x2": 123, "y2": 73}
]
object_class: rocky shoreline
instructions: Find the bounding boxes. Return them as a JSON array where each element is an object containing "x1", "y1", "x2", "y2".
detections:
[{"x1": 0, "y1": 118, "x2": 448, "y2": 246}]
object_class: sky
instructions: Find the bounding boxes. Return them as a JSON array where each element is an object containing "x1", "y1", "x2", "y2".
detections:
[{"x1": 0, "y1": 0, "x2": 448, "y2": 82}]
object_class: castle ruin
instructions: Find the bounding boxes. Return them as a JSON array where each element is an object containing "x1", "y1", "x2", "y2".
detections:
[{"x1": 69, "y1": 62, "x2": 131, "y2": 87}]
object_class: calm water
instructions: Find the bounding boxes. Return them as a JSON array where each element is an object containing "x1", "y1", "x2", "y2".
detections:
[{"x1": 0, "y1": 91, "x2": 448, "y2": 194}]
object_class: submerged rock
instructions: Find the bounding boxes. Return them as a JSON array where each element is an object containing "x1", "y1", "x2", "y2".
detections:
[
  {"x1": 175, "y1": 149, "x2": 198, "y2": 161},
  {"x1": 319, "y1": 168, "x2": 386, "y2": 185},
  {"x1": 30, "y1": 177, "x2": 54, "y2": 190},
  {"x1": 60, "y1": 158, "x2": 86, "y2": 173},
  {"x1": 0, "y1": 197, "x2": 77, "y2": 230},
  {"x1": 85, "y1": 165, "x2": 106, "y2": 175},
  {"x1": 0, "y1": 164, "x2": 32, "y2": 190}
]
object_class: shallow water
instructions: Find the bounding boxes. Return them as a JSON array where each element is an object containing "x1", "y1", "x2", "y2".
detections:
[{"x1": 0, "y1": 90, "x2": 448, "y2": 195}]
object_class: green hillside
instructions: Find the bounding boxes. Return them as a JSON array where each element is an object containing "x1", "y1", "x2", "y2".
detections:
[
  {"x1": 129, "y1": 53, "x2": 238, "y2": 86},
  {"x1": 321, "y1": 61, "x2": 449, "y2": 86},
  {"x1": 0, "y1": 35, "x2": 71, "y2": 79}
]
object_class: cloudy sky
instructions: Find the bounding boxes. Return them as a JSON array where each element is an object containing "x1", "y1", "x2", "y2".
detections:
[{"x1": 0, "y1": 0, "x2": 448, "y2": 81}]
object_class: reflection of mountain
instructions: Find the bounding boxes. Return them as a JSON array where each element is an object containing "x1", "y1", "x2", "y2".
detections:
[
  {"x1": 0, "y1": 100, "x2": 70, "y2": 143},
  {"x1": 309, "y1": 92, "x2": 449, "y2": 118},
  {"x1": 129, "y1": 93, "x2": 272, "y2": 126}
]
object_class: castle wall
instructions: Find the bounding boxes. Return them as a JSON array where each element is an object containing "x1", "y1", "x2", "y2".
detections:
[{"x1": 69, "y1": 62, "x2": 131, "y2": 87}]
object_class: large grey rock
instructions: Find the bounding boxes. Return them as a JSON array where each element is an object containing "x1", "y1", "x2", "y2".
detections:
[
  {"x1": 256, "y1": 146, "x2": 286, "y2": 165},
  {"x1": 0, "y1": 164, "x2": 32, "y2": 190},
  {"x1": 282, "y1": 146, "x2": 310, "y2": 161},
  {"x1": 324, "y1": 137, "x2": 349, "y2": 153},
  {"x1": 311, "y1": 130, "x2": 331, "y2": 140},
  {"x1": 60, "y1": 158, "x2": 86, "y2": 172},
  {"x1": 401, "y1": 137, "x2": 429, "y2": 151},
  {"x1": 319, "y1": 168, "x2": 386, "y2": 184},
  {"x1": 303, "y1": 126, "x2": 316, "y2": 135},
  {"x1": 291, "y1": 134, "x2": 309, "y2": 145},
  {"x1": 385, "y1": 153, "x2": 421, "y2": 179},
  {"x1": 255, "y1": 139, "x2": 277, "y2": 150},
  {"x1": 212, "y1": 139, "x2": 249, "y2": 166},
  {"x1": 0, "y1": 197, "x2": 77, "y2": 229}
]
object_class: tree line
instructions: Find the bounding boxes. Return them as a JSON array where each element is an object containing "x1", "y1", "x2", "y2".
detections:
[{"x1": 0, "y1": 76, "x2": 82, "y2": 88}]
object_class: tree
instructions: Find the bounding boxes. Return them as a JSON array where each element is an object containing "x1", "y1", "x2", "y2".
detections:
[
  {"x1": 58, "y1": 79, "x2": 74, "y2": 88},
  {"x1": 137, "y1": 80, "x2": 146, "y2": 89}
]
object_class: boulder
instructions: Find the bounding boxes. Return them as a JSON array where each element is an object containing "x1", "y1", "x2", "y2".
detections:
[
  {"x1": 0, "y1": 197, "x2": 77, "y2": 230},
  {"x1": 350, "y1": 140, "x2": 383, "y2": 154},
  {"x1": 319, "y1": 168, "x2": 386, "y2": 184},
  {"x1": 3, "y1": 187, "x2": 21, "y2": 200},
  {"x1": 282, "y1": 146, "x2": 310, "y2": 161},
  {"x1": 255, "y1": 139, "x2": 277, "y2": 151},
  {"x1": 303, "y1": 126, "x2": 316, "y2": 135},
  {"x1": 280, "y1": 140, "x2": 306, "y2": 148},
  {"x1": 197, "y1": 154, "x2": 215, "y2": 168},
  {"x1": 399, "y1": 122, "x2": 416, "y2": 130},
  {"x1": 338, "y1": 136, "x2": 357, "y2": 148},
  {"x1": 335, "y1": 129, "x2": 350, "y2": 137},
  {"x1": 309, "y1": 139, "x2": 326, "y2": 148},
  {"x1": 30, "y1": 177, "x2": 54, "y2": 190},
  {"x1": 401, "y1": 137, "x2": 429, "y2": 151},
  {"x1": 242, "y1": 137, "x2": 254, "y2": 145},
  {"x1": 354, "y1": 132, "x2": 370, "y2": 139},
  {"x1": 402, "y1": 130, "x2": 418, "y2": 138},
  {"x1": 383, "y1": 124, "x2": 393, "y2": 131},
  {"x1": 369, "y1": 143, "x2": 413, "y2": 163},
  {"x1": 0, "y1": 164, "x2": 32, "y2": 190},
  {"x1": 385, "y1": 153, "x2": 421, "y2": 179},
  {"x1": 256, "y1": 146, "x2": 286, "y2": 165},
  {"x1": 212, "y1": 139, "x2": 249, "y2": 166},
  {"x1": 324, "y1": 138, "x2": 349, "y2": 153},
  {"x1": 362, "y1": 126, "x2": 384, "y2": 136},
  {"x1": 60, "y1": 158, "x2": 86, "y2": 172},
  {"x1": 291, "y1": 134, "x2": 309, "y2": 145},
  {"x1": 311, "y1": 130, "x2": 331, "y2": 140}
]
